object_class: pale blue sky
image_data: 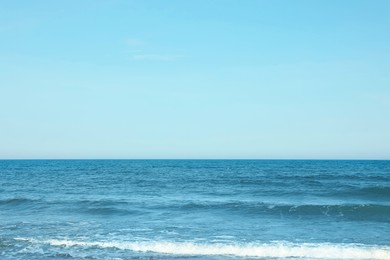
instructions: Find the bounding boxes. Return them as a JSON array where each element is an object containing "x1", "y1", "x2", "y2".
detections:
[{"x1": 1, "y1": 0, "x2": 389, "y2": 159}]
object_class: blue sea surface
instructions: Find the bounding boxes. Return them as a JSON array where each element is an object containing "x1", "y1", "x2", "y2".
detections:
[{"x1": 0, "y1": 160, "x2": 389, "y2": 259}]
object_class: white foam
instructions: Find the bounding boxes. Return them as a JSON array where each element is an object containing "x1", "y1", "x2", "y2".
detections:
[{"x1": 21, "y1": 238, "x2": 390, "y2": 259}]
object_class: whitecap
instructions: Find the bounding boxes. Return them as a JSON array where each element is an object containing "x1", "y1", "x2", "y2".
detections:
[{"x1": 21, "y1": 238, "x2": 390, "y2": 259}]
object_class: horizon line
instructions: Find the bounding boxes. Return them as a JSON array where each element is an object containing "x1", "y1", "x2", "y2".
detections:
[{"x1": 0, "y1": 158, "x2": 389, "y2": 161}]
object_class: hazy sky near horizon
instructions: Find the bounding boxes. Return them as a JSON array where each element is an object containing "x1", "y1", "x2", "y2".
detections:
[{"x1": 1, "y1": 0, "x2": 390, "y2": 159}]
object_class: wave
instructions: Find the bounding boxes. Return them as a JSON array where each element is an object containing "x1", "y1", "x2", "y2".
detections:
[
  {"x1": 82, "y1": 206, "x2": 141, "y2": 216},
  {"x1": 173, "y1": 201, "x2": 390, "y2": 219},
  {"x1": 74, "y1": 199, "x2": 147, "y2": 216},
  {"x1": 347, "y1": 186, "x2": 390, "y2": 197},
  {"x1": 19, "y1": 238, "x2": 390, "y2": 259},
  {"x1": 0, "y1": 197, "x2": 142, "y2": 216},
  {"x1": 2, "y1": 197, "x2": 389, "y2": 220},
  {"x1": 0, "y1": 198, "x2": 36, "y2": 205}
]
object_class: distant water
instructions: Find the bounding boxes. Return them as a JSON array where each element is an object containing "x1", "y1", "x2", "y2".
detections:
[{"x1": 1, "y1": 160, "x2": 389, "y2": 259}]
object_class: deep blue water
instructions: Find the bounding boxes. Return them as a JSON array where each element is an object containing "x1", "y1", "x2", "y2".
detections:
[{"x1": 0, "y1": 160, "x2": 389, "y2": 259}]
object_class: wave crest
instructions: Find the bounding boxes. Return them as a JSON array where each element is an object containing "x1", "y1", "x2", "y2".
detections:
[
  {"x1": 0, "y1": 198, "x2": 35, "y2": 205},
  {"x1": 20, "y1": 238, "x2": 390, "y2": 259}
]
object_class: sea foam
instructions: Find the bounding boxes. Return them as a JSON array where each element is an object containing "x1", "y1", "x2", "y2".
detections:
[{"x1": 21, "y1": 238, "x2": 390, "y2": 259}]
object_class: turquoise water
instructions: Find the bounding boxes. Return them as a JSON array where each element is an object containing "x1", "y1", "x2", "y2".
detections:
[{"x1": 1, "y1": 160, "x2": 389, "y2": 259}]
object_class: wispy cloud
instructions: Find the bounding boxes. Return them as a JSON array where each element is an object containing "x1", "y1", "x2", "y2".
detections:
[
  {"x1": 125, "y1": 37, "x2": 183, "y2": 61},
  {"x1": 126, "y1": 38, "x2": 144, "y2": 46},
  {"x1": 132, "y1": 54, "x2": 184, "y2": 61}
]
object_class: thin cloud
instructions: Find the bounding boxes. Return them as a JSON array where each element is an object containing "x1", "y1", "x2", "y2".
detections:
[
  {"x1": 127, "y1": 38, "x2": 144, "y2": 46},
  {"x1": 132, "y1": 54, "x2": 184, "y2": 61}
]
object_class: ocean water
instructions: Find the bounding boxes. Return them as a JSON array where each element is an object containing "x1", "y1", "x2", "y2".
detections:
[{"x1": 0, "y1": 160, "x2": 389, "y2": 260}]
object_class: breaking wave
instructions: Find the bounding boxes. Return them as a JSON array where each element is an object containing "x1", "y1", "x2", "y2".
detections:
[{"x1": 18, "y1": 238, "x2": 390, "y2": 259}]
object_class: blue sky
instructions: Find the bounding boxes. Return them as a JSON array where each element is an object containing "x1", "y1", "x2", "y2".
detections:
[{"x1": 1, "y1": 0, "x2": 389, "y2": 159}]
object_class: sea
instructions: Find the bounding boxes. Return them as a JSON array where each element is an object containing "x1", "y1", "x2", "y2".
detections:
[{"x1": 0, "y1": 160, "x2": 389, "y2": 259}]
